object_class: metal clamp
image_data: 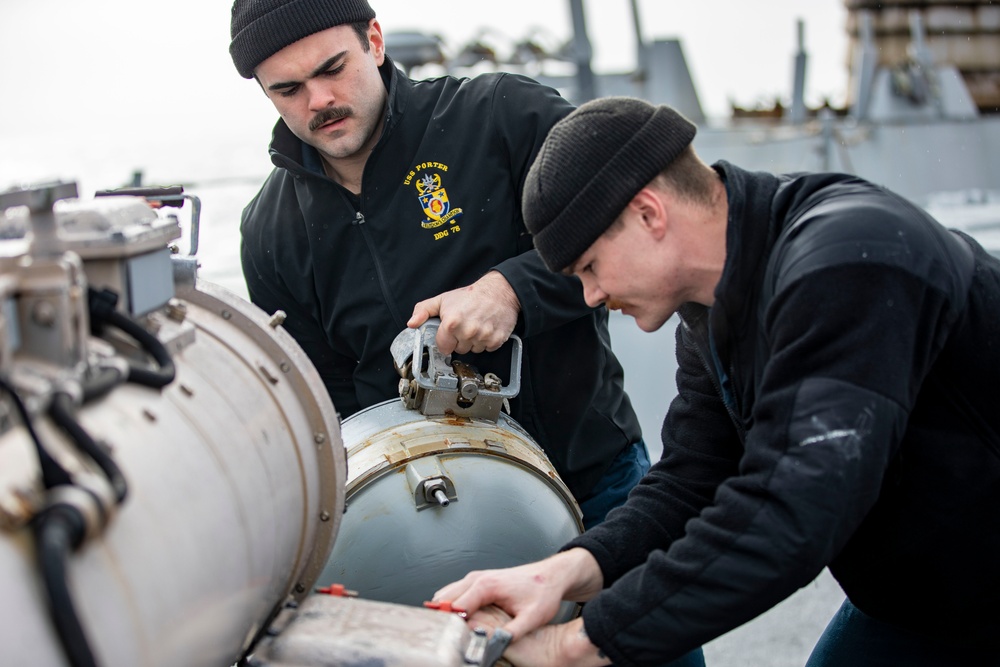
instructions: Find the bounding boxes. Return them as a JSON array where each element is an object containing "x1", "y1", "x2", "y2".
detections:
[{"x1": 391, "y1": 318, "x2": 522, "y2": 421}]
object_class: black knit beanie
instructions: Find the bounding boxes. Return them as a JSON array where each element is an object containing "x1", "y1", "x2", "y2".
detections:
[
  {"x1": 230, "y1": 0, "x2": 376, "y2": 78},
  {"x1": 523, "y1": 97, "x2": 697, "y2": 272}
]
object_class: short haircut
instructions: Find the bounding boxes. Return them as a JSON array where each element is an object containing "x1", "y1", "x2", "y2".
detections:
[{"x1": 654, "y1": 145, "x2": 718, "y2": 206}]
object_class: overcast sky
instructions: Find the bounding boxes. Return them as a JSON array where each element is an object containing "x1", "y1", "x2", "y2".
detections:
[{"x1": 0, "y1": 0, "x2": 849, "y2": 190}]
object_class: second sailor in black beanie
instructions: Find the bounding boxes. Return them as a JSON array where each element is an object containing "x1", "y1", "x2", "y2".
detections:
[
  {"x1": 521, "y1": 96, "x2": 726, "y2": 332},
  {"x1": 438, "y1": 93, "x2": 1000, "y2": 667}
]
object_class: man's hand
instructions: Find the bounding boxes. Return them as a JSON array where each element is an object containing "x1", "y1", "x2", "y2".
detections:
[
  {"x1": 432, "y1": 549, "x2": 604, "y2": 642},
  {"x1": 408, "y1": 271, "x2": 520, "y2": 355}
]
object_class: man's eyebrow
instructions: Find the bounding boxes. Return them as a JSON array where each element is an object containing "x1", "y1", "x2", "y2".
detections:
[{"x1": 266, "y1": 51, "x2": 348, "y2": 91}]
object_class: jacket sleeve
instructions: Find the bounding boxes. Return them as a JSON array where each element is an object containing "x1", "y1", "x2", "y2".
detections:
[
  {"x1": 241, "y1": 212, "x2": 362, "y2": 418},
  {"x1": 572, "y1": 258, "x2": 956, "y2": 666},
  {"x1": 484, "y1": 73, "x2": 596, "y2": 338},
  {"x1": 562, "y1": 314, "x2": 742, "y2": 577}
]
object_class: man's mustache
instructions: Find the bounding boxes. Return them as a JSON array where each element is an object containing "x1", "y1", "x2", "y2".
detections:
[
  {"x1": 605, "y1": 299, "x2": 626, "y2": 311},
  {"x1": 309, "y1": 106, "x2": 352, "y2": 132}
]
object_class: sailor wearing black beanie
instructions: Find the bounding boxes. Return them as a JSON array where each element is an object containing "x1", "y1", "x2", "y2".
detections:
[{"x1": 523, "y1": 96, "x2": 697, "y2": 273}]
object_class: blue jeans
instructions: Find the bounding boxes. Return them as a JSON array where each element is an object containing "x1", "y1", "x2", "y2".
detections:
[
  {"x1": 806, "y1": 599, "x2": 997, "y2": 666},
  {"x1": 576, "y1": 441, "x2": 707, "y2": 667},
  {"x1": 578, "y1": 439, "x2": 651, "y2": 530},
  {"x1": 663, "y1": 648, "x2": 706, "y2": 667}
]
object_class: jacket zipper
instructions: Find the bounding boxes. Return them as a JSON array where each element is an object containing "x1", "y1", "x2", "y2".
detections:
[
  {"x1": 353, "y1": 210, "x2": 405, "y2": 329},
  {"x1": 681, "y1": 311, "x2": 748, "y2": 443},
  {"x1": 695, "y1": 345, "x2": 747, "y2": 443}
]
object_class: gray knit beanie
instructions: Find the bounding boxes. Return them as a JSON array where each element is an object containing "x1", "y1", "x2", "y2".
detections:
[
  {"x1": 230, "y1": 0, "x2": 376, "y2": 78},
  {"x1": 523, "y1": 97, "x2": 697, "y2": 272}
]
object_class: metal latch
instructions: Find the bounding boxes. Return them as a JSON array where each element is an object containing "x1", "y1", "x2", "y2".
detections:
[{"x1": 391, "y1": 318, "x2": 521, "y2": 422}]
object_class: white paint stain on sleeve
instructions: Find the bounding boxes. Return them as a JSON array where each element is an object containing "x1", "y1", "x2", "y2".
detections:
[{"x1": 799, "y1": 429, "x2": 860, "y2": 446}]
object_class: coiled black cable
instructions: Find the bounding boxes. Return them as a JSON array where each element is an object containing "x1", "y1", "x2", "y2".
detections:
[
  {"x1": 88, "y1": 288, "x2": 176, "y2": 389},
  {"x1": 34, "y1": 502, "x2": 99, "y2": 667},
  {"x1": 0, "y1": 375, "x2": 72, "y2": 490},
  {"x1": 106, "y1": 308, "x2": 176, "y2": 388},
  {"x1": 49, "y1": 392, "x2": 127, "y2": 504}
]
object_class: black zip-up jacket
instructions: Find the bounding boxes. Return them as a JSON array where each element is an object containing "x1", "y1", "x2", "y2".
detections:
[
  {"x1": 240, "y1": 60, "x2": 641, "y2": 499},
  {"x1": 567, "y1": 162, "x2": 1000, "y2": 665}
]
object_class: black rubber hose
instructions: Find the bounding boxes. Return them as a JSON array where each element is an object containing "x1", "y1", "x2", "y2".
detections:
[
  {"x1": 80, "y1": 364, "x2": 126, "y2": 403},
  {"x1": 34, "y1": 503, "x2": 99, "y2": 667},
  {"x1": 105, "y1": 308, "x2": 176, "y2": 389},
  {"x1": 49, "y1": 393, "x2": 128, "y2": 504},
  {"x1": 88, "y1": 287, "x2": 175, "y2": 389},
  {"x1": 0, "y1": 375, "x2": 73, "y2": 490}
]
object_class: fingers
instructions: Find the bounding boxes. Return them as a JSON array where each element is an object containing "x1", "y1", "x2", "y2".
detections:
[
  {"x1": 433, "y1": 574, "x2": 479, "y2": 608},
  {"x1": 408, "y1": 283, "x2": 517, "y2": 355},
  {"x1": 449, "y1": 576, "x2": 497, "y2": 617},
  {"x1": 407, "y1": 297, "x2": 439, "y2": 329},
  {"x1": 435, "y1": 319, "x2": 505, "y2": 356},
  {"x1": 468, "y1": 605, "x2": 512, "y2": 631},
  {"x1": 435, "y1": 321, "x2": 462, "y2": 356},
  {"x1": 434, "y1": 570, "x2": 515, "y2": 625}
]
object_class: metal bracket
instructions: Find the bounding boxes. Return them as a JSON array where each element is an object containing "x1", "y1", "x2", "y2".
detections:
[{"x1": 405, "y1": 456, "x2": 457, "y2": 510}]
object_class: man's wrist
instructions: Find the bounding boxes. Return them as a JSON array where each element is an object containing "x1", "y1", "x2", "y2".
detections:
[
  {"x1": 482, "y1": 270, "x2": 521, "y2": 313},
  {"x1": 560, "y1": 618, "x2": 612, "y2": 666},
  {"x1": 557, "y1": 548, "x2": 604, "y2": 601}
]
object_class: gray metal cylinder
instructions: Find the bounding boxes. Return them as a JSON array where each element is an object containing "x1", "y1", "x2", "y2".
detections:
[{"x1": 317, "y1": 398, "x2": 582, "y2": 615}]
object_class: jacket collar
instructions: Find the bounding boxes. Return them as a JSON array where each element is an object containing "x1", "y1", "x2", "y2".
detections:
[{"x1": 711, "y1": 161, "x2": 782, "y2": 335}]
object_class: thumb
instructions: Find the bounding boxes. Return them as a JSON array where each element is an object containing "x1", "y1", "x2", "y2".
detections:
[
  {"x1": 502, "y1": 612, "x2": 546, "y2": 643},
  {"x1": 408, "y1": 296, "x2": 441, "y2": 328}
]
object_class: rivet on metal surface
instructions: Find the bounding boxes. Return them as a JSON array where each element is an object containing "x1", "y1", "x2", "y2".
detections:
[
  {"x1": 221, "y1": 310, "x2": 232, "y2": 320},
  {"x1": 313, "y1": 433, "x2": 326, "y2": 445},
  {"x1": 279, "y1": 362, "x2": 291, "y2": 373},
  {"x1": 294, "y1": 583, "x2": 306, "y2": 593},
  {"x1": 319, "y1": 511, "x2": 331, "y2": 522},
  {"x1": 268, "y1": 310, "x2": 287, "y2": 328}
]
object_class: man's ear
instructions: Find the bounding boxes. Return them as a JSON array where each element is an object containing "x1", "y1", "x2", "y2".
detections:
[
  {"x1": 370, "y1": 19, "x2": 386, "y2": 64},
  {"x1": 628, "y1": 187, "x2": 668, "y2": 240}
]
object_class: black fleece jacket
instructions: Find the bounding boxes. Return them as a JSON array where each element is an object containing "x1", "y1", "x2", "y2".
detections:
[
  {"x1": 240, "y1": 60, "x2": 641, "y2": 499},
  {"x1": 568, "y1": 162, "x2": 1000, "y2": 665}
]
